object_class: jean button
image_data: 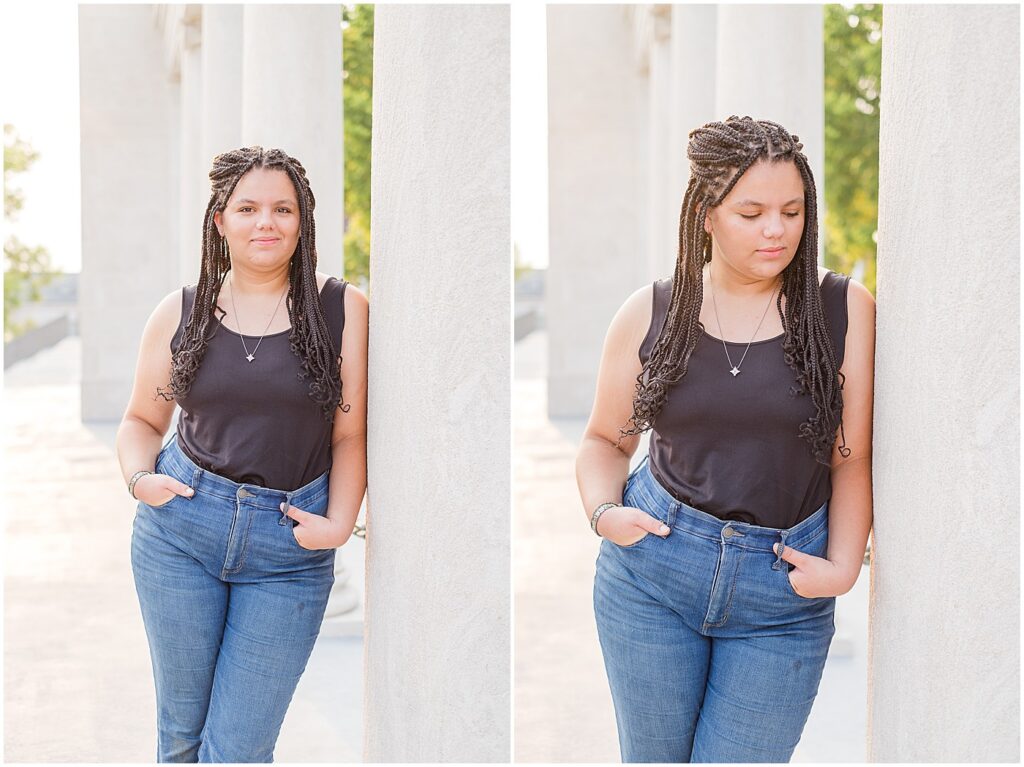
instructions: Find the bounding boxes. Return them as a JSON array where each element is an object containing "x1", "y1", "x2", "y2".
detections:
[
  {"x1": 237, "y1": 487, "x2": 253, "y2": 499},
  {"x1": 722, "y1": 527, "x2": 734, "y2": 538}
]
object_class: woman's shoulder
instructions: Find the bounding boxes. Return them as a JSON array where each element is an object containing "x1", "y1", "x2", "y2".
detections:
[
  {"x1": 619, "y1": 281, "x2": 657, "y2": 321},
  {"x1": 844, "y1": 275, "x2": 875, "y2": 334},
  {"x1": 315, "y1": 272, "x2": 367, "y2": 327},
  {"x1": 152, "y1": 286, "x2": 188, "y2": 329},
  {"x1": 818, "y1": 267, "x2": 873, "y2": 307},
  {"x1": 603, "y1": 282, "x2": 658, "y2": 358}
]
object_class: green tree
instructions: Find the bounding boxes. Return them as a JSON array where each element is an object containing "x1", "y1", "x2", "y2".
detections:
[
  {"x1": 824, "y1": 3, "x2": 882, "y2": 295},
  {"x1": 4, "y1": 124, "x2": 58, "y2": 342},
  {"x1": 343, "y1": 4, "x2": 373, "y2": 286}
]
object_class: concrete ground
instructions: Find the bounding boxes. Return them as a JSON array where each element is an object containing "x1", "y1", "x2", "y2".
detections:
[
  {"x1": 513, "y1": 329, "x2": 869, "y2": 763},
  {"x1": 3, "y1": 335, "x2": 363, "y2": 762}
]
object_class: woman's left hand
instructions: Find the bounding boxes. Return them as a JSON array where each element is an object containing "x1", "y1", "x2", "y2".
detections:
[
  {"x1": 282, "y1": 502, "x2": 346, "y2": 550},
  {"x1": 774, "y1": 543, "x2": 852, "y2": 598}
]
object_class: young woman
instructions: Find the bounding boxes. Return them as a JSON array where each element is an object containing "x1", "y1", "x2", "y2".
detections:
[
  {"x1": 577, "y1": 116, "x2": 875, "y2": 763},
  {"x1": 116, "y1": 146, "x2": 368, "y2": 763}
]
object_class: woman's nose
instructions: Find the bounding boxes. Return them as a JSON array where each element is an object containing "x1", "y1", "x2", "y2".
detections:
[{"x1": 763, "y1": 216, "x2": 785, "y2": 237}]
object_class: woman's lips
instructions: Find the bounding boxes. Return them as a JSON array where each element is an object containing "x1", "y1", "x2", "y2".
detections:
[
  {"x1": 758, "y1": 247, "x2": 785, "y2": 256},
  {"x1": 253, "y1": 237, "x2": 279, "y2": 244}
]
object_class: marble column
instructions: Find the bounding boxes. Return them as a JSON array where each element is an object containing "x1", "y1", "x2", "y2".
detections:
[
  {"x1": 869, "y1": 5, "x2": 1019, "y2": 760},
  {"x1": 546, "y1": 5, "x2": 649, "y2": 418},
  {"x1": 365, "y1": 5, "x2": 510, "y2": 760},
  {"x1": 241, "y1": 4, "x2": 343, "y2": 278},
  {"x1": 642, "y1": 6, "x2": 676, "y2": 280},
  {"x1": 715, "y1": 4, "x2": 825, "y2": 262},
  {"x1": 200, "y1": 5, "x2": 243, "y2": 182},
  {"x1": 668, "y1": 4, "x2": 717, "y2": 217},
  {"x1": 79, "y1": 5, "x2": 180, "y2": 421},
  {"x1": 178, "y1": 7, "x2": 203, "y2": 286}
]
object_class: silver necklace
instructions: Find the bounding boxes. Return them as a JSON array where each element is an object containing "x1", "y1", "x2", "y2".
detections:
[
  {"x1": 227, "y1": 272, "x2": 289, "y2": 363},
  {"x1": 709, "y1": 272, "x2": 779, "y2": 377}
]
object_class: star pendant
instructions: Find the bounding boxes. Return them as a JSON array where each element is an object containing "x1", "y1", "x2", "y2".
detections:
[
  {"x1": 730, "y1": 366, "x2": 740, "y2": 377},
  {"x1": 246, "y1": 354, "x2": 255, "y2": 363}
]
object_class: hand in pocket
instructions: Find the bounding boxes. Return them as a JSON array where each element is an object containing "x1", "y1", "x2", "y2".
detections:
[
  {"x1": 774, "y1": 542, "x2": 851, "y2": 597},
  {"x1": 597, "y1": 505, "x2": 671, "y2": 546},
  {"x1": 134, "y1": 473, "x2": 194, "y2": 507}
]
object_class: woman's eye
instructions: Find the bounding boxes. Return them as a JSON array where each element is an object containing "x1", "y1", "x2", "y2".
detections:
[
  {"x1": 739, "y1": 212, "x2": 801, "y2": 219},
  {"x1": 277, "y1": 208, "x2": 292, "y2": 214}
]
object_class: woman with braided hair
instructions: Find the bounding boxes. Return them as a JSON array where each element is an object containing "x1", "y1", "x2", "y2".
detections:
[
  {"x1": 116, "y1": 146, "x2": 368, "y2": 762},
  {"x1": 577, "y1": 116, "x2": 875, "y2": 762}
]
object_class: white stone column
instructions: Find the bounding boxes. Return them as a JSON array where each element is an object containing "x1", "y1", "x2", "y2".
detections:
[
  {"x1": 79, "y1": 5, "x2": 181, "y2": 421},
  {"x1": 178, "y1": 8, "x2": 203, "y2": 286},
  {"x1": 639, "y1": 6, "x2": 675, "y2": 280},
  {"x1": 241, "y1": 4, "x2": 343, "y2": 277},
  {"x1": 365, "y1": 5, "x2": 510, "y2": 761},
  {"x1": 715, "y1": 4, "x2": 825, "y2": 262},
  {"x1": 201, "y1": 5, "x2": 243, "y2": 177},
  {"x1": 546, "y1": 5, "x2": 649, "y2": 418},
  {"x1": 668, "y1": 5, "x2": 717, "y2": 213},
  {"x1": 869, "y1": 6, "x2": 1019, "y2": 761}
]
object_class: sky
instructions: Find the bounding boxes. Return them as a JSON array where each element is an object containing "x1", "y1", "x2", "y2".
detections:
[
  {"x1": 1, "y1": 3, "x2": 550, "y2": 276},
  {"x1": 2, "y1": 3, "x2": 82, "y2": 274}
]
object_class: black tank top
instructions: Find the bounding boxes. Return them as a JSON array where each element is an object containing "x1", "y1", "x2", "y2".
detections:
[
  {"x1": 170, "y1": 277, "x2": 348, "y2": 491},
  {"x1": 638, "y1": 270, "x2": 851, "y2": 529}
]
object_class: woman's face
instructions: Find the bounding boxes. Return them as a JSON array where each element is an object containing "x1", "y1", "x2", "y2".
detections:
[
  {"x1": 214, "y1": 167, "x2": 301, "y2": 271},
  {"x1": 704, "y1": 158, "x2": 806, "y2": 283}
]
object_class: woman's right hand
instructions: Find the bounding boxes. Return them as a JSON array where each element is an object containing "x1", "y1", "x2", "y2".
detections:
[
  {"x1": 596, "y1": 505, "x2": 671, "y2": 546},
  {"x1": 133, "y1": 473, "x2": 195, "y2": 507}
]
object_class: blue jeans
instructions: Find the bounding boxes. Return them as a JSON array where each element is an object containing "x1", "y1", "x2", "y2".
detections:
[
  {"x1": 594, "y1": 457, "x2": 836, "y2": 763},
  {"x1": 130, "y1": 436, "x2": 337, "y2": 763}
]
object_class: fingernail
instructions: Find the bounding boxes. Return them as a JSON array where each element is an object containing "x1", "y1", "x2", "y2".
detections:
[
  {"x1": 659, "y1": 525, "x2": 670, "y2": 534},
  {"x1": 187, "y1": 488, "x2": 194, "y2": 495},
  {"x1": 774, "y1": 543, "x2": 780, "y2": 555},
  {"x1": 280, "y1": 502, "x2": 286, "y2": 512}
]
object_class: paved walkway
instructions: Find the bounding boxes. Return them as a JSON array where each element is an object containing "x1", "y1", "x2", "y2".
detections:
[
  {"x1": 513, "y1": 329, "x2": 868, "y2": 762},
  {"x1": 3, "y1": 335, "x2": 363, "y2": 762}
]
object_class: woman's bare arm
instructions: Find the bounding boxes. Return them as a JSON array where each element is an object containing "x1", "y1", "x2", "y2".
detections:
[
  {"x1": 575, "y1": 285, "x2": 670, "y2": 544},
  {"x1": 115, "y1": 290, "x2": 192, "y2": 502},
  {"x1": 824, "y1": 278, "x2": 876, "y2": 592},
  {"x1": 323, "y1": 283, "x2": 368, "y2": 545}
]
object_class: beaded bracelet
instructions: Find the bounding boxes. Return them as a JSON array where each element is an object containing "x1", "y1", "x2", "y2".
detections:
[
  {"x1": 590, "y1": 502, "x2": 621, "y2": 536},
  {"x1": 128, "y1": 470, "x2": 153, "y2": 499}
]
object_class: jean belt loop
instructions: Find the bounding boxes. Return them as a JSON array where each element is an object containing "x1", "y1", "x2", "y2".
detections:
[{"x1": 773, "y1": 531, "x2": 789, "y2": 569}]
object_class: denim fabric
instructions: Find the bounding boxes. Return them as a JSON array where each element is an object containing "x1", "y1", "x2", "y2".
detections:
[
  {"x1": 594, "y1": 456, "x2": 836, "y2": 763},
  {"x1": 131, "y1": 436, "x2": 336, "y2": 763}
]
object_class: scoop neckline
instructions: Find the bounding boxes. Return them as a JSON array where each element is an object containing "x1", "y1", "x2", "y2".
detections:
[
  {"x1": 695, "y1": 270, "x2": 836, "y2": 346},
  {"x1": 215, "y1": 277, "x2": 333, "y2": 339},
  {"x1": 700, "y1": 327, "x2": 785, "y2": 346}
]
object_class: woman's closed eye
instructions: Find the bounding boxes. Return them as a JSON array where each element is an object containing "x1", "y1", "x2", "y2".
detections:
[{"x1": 739, "y1": 212, "x2": 801, "y2": 219}]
